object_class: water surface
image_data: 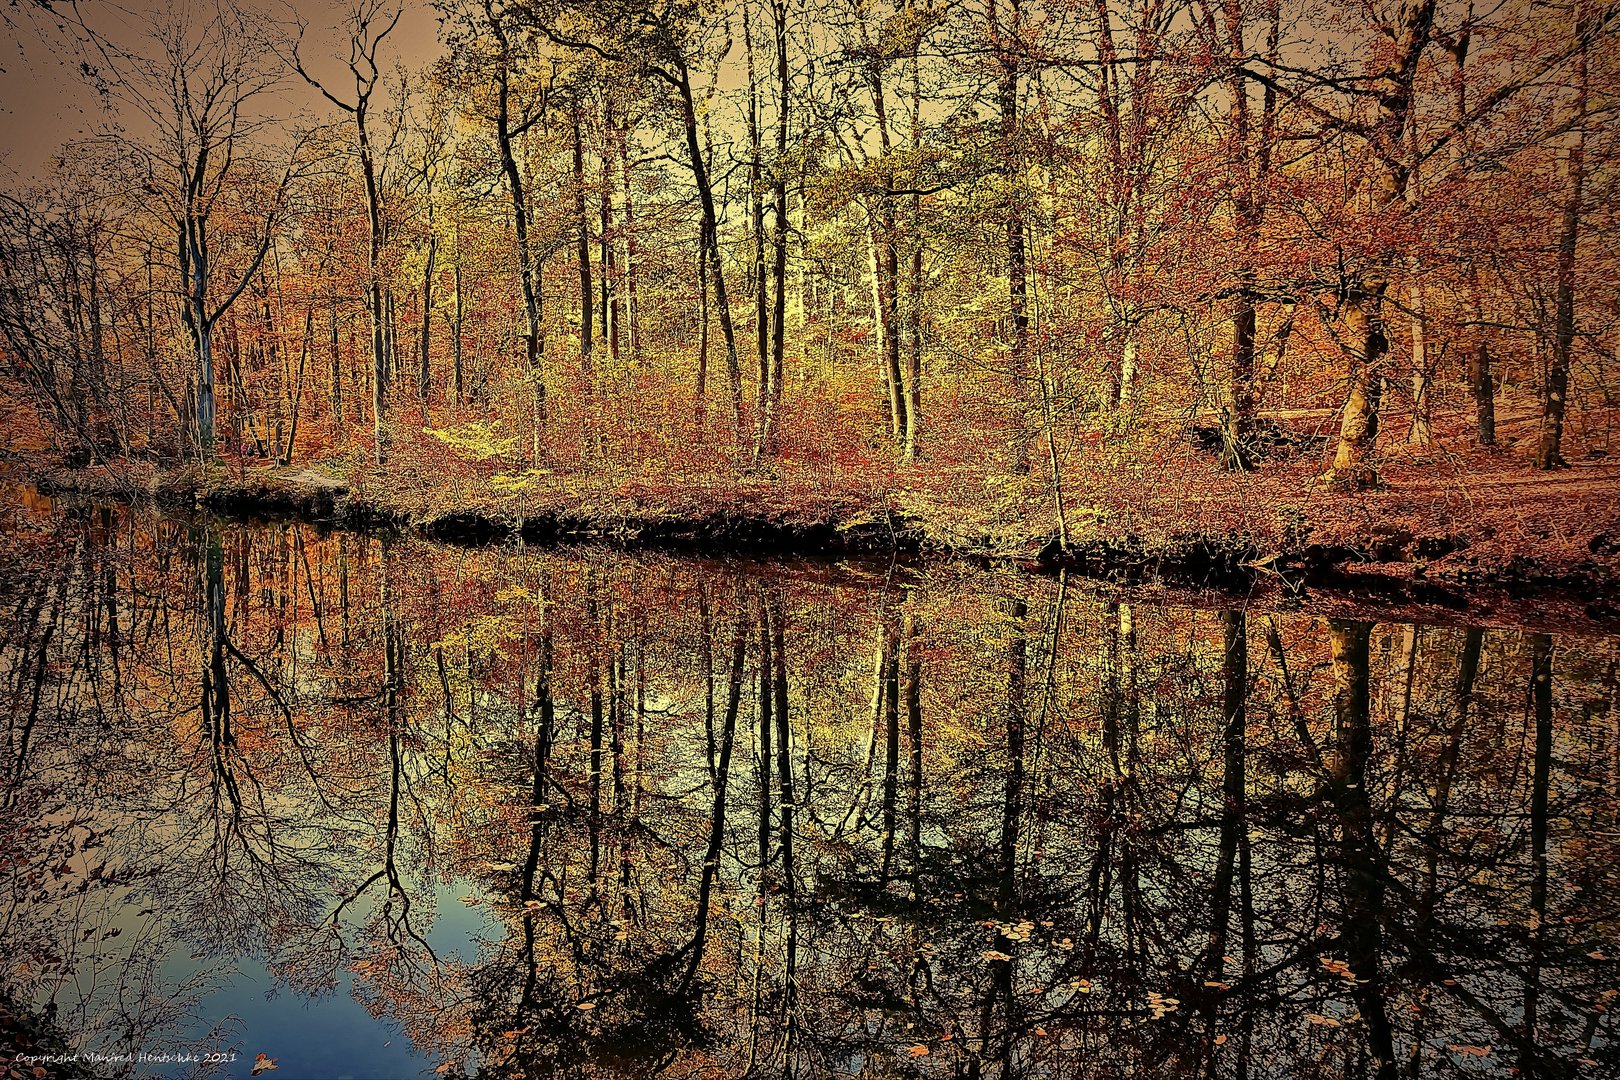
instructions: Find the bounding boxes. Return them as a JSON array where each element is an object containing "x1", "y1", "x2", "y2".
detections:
[{"x1": 2, "y1": 496, "x2": 1616, "y2": 1078}]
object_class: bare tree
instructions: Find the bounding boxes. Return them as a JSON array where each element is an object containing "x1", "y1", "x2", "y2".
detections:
[
  {"x1": 74, "y1": 2, "x2": 293, "y2": 460},
  {"x1": 292, "y1": 0, "x2": 403, "y2": 466}
]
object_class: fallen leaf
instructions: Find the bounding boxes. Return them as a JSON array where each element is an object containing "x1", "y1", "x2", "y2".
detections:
[
  {"x1": 908, "y1": 1045, "x2": 929, "y2": 1057},
  {"x1": 1447, "y1": 1045, "x2": 1492, "y2": 1057},
  {"x1": 1214, "y1": 1035, "x2": 1228, "y2": 1045}
]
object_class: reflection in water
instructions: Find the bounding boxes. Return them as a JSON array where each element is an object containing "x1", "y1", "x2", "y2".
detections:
[{"x1": 2, "y1": 500, "x2": 1618, "y2": 1078}]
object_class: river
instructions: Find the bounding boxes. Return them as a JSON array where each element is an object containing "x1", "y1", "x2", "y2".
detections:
[{"x1": 2, "y1": 492, "x2": 1616, "y2": 1078}]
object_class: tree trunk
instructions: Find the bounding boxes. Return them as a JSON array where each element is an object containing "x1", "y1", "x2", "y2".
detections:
[
  {"x1": 745, "y1": 3, "x2": 769, "y2": 452},
  {"x1": 488, "y1": 17, "x2": 546, "y2": 447},
  {"x1": 282, "y1": 302, "x2": 311, "y2": 464},
  {"x1": 762, "y1": 0, "x2": 790, "y2": 460},
  {"x1": 181, "y1": 216, "x2": 216, "y2": 459},
  {"x1": 619, "y1": 125, "x2": 641, "y2": 362},
  {"x1": 329, "y1": 296, "x2": 342, "y2": 428},
  {"x1": 419, "y1": 232, "x2": 436, "y2": 403},
  {"x1": 452, "y1": 234, "x2": 464, "y2": 406},
  {"x1": 1326, "y1": 0, "x2": 1435, "y2": 487},
  {"x1": 1001, "y1": 54, "x2": 1028, "y2": 475},
  {"x1": 573, "y1": 108, "x2": 594, "y2": 370},
  {"x1": 696, "y1": 231, "x2": 709, "y2": 412},
  {"x1": 903, "y1": 53, "x2": 923, "y2": 463},
  {"x1": 1536, "y1": 15, "x2": 1586, "y2": 470},
  {"x1": 1407, "y1": 263, "x2": 1432, "y2": 446},
  {"x1": 1468, "y1": 277, "x2": 1496, "y2": 446},
  {"x1": 599, "y1": 106, "x2": 619, "y2": 363},
  {"x1": 360, "y1": 103, "x2": 387, "y2": 466},
  {"x1": 673, "y1": 62, "x2": 743, "y2": 438},
  {"x1": 1328, "y1": 284, "x2": 1388, "y2": 487}
]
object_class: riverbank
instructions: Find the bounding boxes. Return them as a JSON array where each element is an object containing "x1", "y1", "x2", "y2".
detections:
[{"x1": 24, "y1": 433, "x2": 1620, "y2": 617}]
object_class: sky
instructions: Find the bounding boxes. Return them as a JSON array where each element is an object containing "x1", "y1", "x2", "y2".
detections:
[{"x1": 0, "y1": 0, "x2": 445, "y2": 187}]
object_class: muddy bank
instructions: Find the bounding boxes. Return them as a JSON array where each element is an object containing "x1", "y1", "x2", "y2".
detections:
[{"x1": 25, "y1": 461, "x2": 1620, "y2": 627}]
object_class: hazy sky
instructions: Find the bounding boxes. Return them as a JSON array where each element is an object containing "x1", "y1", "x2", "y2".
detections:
[{"x1": 0, "y1": 1, "x2": 444, "y2": 186}]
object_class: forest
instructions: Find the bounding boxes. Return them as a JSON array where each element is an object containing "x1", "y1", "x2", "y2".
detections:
[
  {"x1": 3, "y1": 3, "x2": 1620, "y2": 1076},
  {"x1": 1, "y1": 0, "x2": 1617, "y2": 581}
]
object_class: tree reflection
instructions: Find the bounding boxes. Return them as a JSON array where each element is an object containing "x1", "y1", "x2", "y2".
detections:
[{"x1": 1, "y1": 502, "x2": 1617, "y2": 1077}]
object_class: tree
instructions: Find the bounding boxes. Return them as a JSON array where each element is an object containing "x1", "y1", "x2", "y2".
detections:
[
  {"x1": 1535, "y1": 0, "x2": 1593, "y2": 470},
  {"x1": 76, "y1": 3, "x2": 293, "y2": 460},
  {"x1": 537, "y1": 0, "x2": 748, "y2": 440},
  {"x1": 293, "y1": 0, "x2": 404, "y2": 466},
  {"x1": 1196, "y1": 0, "x2": 1281, "y2": 468}
]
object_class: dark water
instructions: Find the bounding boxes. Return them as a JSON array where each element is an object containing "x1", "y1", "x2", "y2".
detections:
[{"x1": 2, "y1": 494, "x2": 1617, "y2": 1079}]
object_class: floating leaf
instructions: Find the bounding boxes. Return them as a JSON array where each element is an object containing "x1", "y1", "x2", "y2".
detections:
[{"x1": 1447, "y1": 1045, "x2": 1492, "y2": 1057}]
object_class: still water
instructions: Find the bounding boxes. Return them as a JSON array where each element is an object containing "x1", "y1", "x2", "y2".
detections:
[{"x1": 2, "y1": 494, "x2": 1616, "y2": 1078}]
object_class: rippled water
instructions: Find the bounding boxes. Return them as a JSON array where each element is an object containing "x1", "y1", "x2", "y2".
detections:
[{"x1": 2, "y1": 494, "x2": 1617, "y2": 1078}]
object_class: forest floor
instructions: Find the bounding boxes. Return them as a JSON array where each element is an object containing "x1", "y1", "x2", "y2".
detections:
[{"x1": 20, "y1": 403, "x2": 1620, "y2": 618}]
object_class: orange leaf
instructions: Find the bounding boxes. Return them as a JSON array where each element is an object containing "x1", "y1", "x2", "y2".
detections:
[{"x1": 908, "y1": 1045, "x2": 930, "y2": 1056}]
